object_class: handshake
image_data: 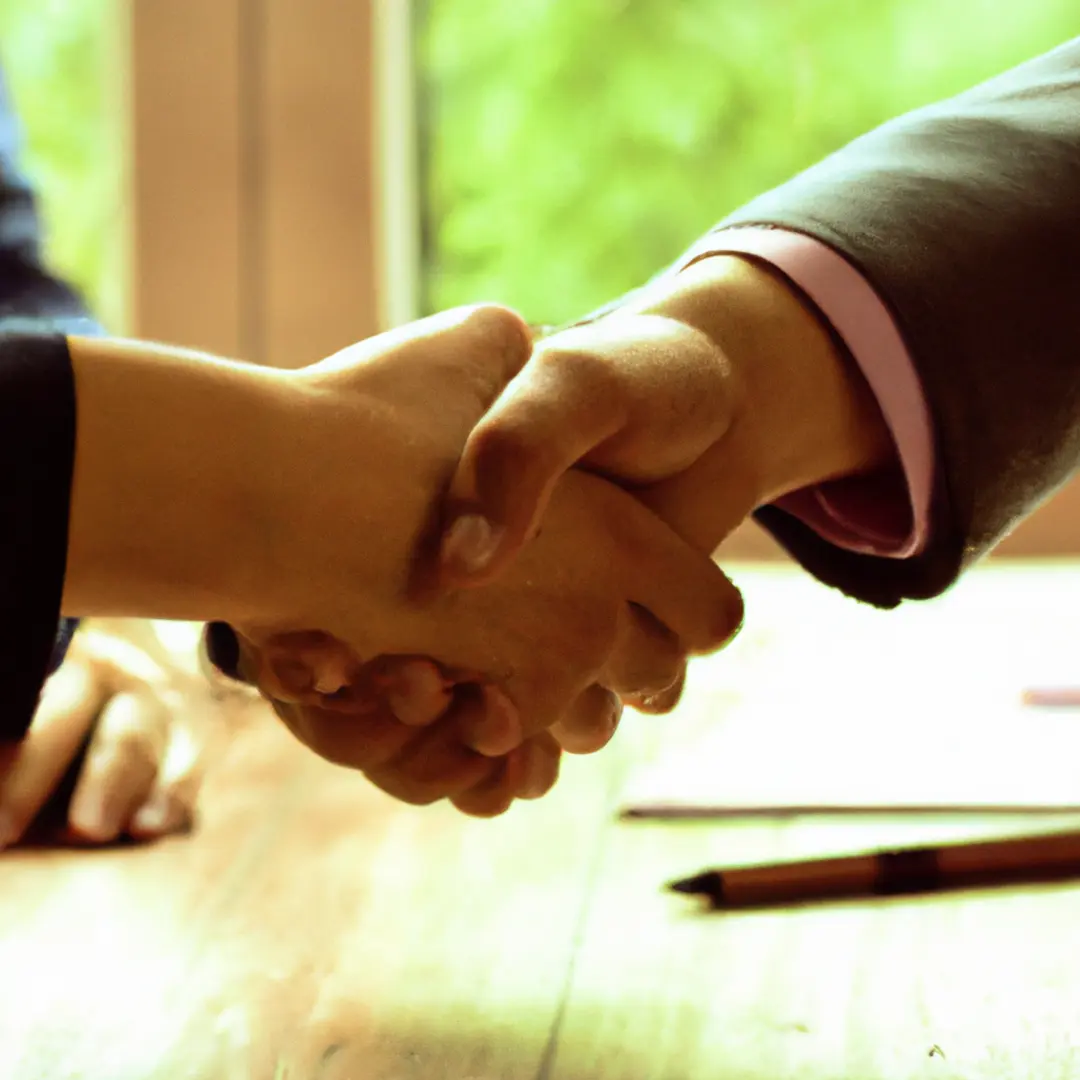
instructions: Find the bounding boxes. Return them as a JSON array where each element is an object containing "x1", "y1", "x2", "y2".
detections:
[
  {"x1": 192, "y1": 253, "x2": 888, "y2": 817},
  {"x1": 212, "y1": 299, "x2": 747, "y2": 818},
  {"x1": 43, "y1": 252, "x2": 887, "y2": 838}
]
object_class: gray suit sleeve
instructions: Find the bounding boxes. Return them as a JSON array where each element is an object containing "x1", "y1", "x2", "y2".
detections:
[{"x1": 713, "y1": 37, "x2": 1080, "y2": 607}]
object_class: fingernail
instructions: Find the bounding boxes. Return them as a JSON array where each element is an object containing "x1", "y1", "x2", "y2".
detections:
[
  {"x1": 468, "y1": 686, "x2": 522, "y2": 757},
  {"x1": 389, "y1": 689, "x2": 451, "y2": 727},
  {"x1": 131, "y1": 792, "x2": 170, "y2": 835},
  {"x1": 440, "y1": 514, "x2": 504, "y2": 575},
  {"x1": 388, "y1": 662, "x2": 452, "y2": 726}
]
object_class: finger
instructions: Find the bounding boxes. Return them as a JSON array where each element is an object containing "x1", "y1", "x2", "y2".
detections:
[
  {"x1": 549, "y1": 684, "x2": 623, "y2": 756},
  {"x1": 458, "y1": 684, "x2": 523, "y2": 757},
  {"x1": 599, "y1": 481, "x2": 745, "y2": 655},
  {"x1": 68, "y1": 689, "x2": 169, "y2": 843},
  {"x1": 602, "y1": 603, "x2": 685, "y2": 700},
  {"x1": 449, "y1": 732, "x2": 561, "y2": 817},
  {"x1": 438, "y1": 313, "x2": 733, "y2": 589},
  {"x1": 364, "y1": 686, "x2": 502, "y2": 806},
  {"x1": 633, "y1": 452, "x2": 762, "y2": 560},
  {"x1": 367, "y1": 656, "x2": 456, "y2": 728},
  {"x1": 438, "y1": 346, "x2": 625, "y2": 588},
  {"x1": 0, "y1": 660, "x2": 107, "y2": 848},
  {"x1": 129, "y1": 721, "x2": 204, "y2": 839},
  {"x1": 513, "y1": 732, "x2": 562, "y2": 801},
  {"x1": 270, "y1": 696, "x2": 420, "y2": 775},
  {"x1": 448, "y1": 755, "x2": 518, "y2": 819},
  {"x1": 621, "y1": 664, "x2": 687, "y2": 716}
]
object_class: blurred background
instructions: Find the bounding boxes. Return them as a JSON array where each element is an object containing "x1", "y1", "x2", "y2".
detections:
[{"x1": 3, "y1": 0, "x2": 1079, "y2": 555}]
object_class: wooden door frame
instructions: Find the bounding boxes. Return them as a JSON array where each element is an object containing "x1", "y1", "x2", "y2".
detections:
[{"x1": 128, "y1": 0, "x2": 419, "y2": 367}]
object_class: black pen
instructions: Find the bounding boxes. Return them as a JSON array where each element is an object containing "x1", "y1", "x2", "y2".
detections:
[{"x1": 668, "y1": 829, "x2": 1080, "y2": 909}]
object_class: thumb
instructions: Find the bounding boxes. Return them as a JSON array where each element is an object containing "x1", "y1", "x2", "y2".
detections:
[
  {"x1": 304, "y1": 303, "x2": 534, "y2": 414},
  {"x1": 438, "y1": 347, "x2": 626, "y2": 588}
]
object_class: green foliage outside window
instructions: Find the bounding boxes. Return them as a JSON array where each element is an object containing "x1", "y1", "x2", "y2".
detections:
[
  {"x1": 420, "y1": 0, "x2": 1080, "y2": 325},
  {"x1": 0, "y1": 0, "x2": 122, "y2": 330},
  {"x1": 0, "y1": 2, "x2": 1077, "y2": 338}
]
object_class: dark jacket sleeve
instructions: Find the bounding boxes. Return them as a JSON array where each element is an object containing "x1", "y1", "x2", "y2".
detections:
[
  {"x1": 713, "y1": 37, "x2": 1080, "y2": 608},
  {"x1": 0, "y1": 334, "x2": 80, "y2": 741},
  {"x1": 0, "y1": 68, "x2": 104, "y2": 741}
]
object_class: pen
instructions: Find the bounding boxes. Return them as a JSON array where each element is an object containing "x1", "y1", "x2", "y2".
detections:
[
  {"x1": 1022, "y1": 687, "x2": 1080, "y2": 707},
  {"x1": 668, "y1": 829, "x2": 1080, "y2": 909}
]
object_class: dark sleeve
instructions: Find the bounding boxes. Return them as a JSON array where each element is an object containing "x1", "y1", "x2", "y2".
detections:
[
  {"x1": 710, "y1": 37, "x2": 1080, "y2": 608},
  {"x1": 0, "y1": 334, "x2": 80, "y2": 741},
  {"x1": 0, "y1": 67, "x2": 104, "y2": 741}
]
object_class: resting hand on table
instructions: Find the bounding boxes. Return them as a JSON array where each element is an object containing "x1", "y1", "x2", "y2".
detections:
[
  {"x1": 0, "y1": 620, "x2": 205, "y2": 849},
  {"x1": 218, "y1": 305, "x2": 741, "y2": 816}
]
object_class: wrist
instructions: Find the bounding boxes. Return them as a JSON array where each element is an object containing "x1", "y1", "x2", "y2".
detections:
[
  {"x1": 64, "y1": 336, "x2": 293, "y2": 623},
  {"x1": 635, "y1": 254, "x2": 893, "y2": 504}
]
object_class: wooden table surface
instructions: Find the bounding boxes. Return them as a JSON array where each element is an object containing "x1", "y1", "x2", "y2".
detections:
[{"x1": 6, "y1": 563, "x2": 1080, "y2": 1080}]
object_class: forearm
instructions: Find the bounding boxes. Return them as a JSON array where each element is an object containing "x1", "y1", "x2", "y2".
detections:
[
  {"x1": 716, "y1": 39, "x2": 1080, "y2": 597},
  {"x1": 63, "y1": 336, "x2": 293, "y2": 624},
  {"x1": 614, "y1": 254, "x2": 892, "y2": 554}
]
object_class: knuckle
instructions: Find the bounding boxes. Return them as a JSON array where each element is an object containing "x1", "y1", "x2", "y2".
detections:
[
  {"x1": 317, "y1": 734, "x2": 396, "y2": 772},
  {"x1": 535, "y1": 343, "x2": 620, "y2": 403},
  {"x1": 402, "y1": 753, "x2": 491, "y2": 803},
  {"x1": 368, "y1": 738, "x2": 494, "y2": 806},
  {"x1": 460, "y1": 304, "x2": 533, "y2": 379},
  {"x1": 286, "y1": 702, "x2": 417, "y2": 772}
]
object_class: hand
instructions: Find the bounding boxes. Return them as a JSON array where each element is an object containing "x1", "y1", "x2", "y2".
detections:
[
  {"x1": 248, "y1": 648, "x2": 564, "y2": 818},
  {"x1": 0, "y1": 621, "x2": 206, "y2": 849},
  {"x1": 205, "y1": 624, "x2": 563, "y2": 818},
  {"x1": 225, "y1": 304, "x2": 742, "y2": 807},
  {"x1": 438, "y1": 255, "x2": 892, "y2": 587},
  {"x1": 430, "y1": 257, "x2": 893, "y2": 740}
]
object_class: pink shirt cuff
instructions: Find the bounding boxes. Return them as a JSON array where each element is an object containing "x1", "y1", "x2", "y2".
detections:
[{"x1": 677, "y1": 227, "x2": 934, "y2": 559}]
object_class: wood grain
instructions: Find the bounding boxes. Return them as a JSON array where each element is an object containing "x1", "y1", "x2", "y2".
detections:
[
  {"x1": 5, "y1": 564, "x2": 1080, "y2": 1078},
  {"x1": 0, "y1": 703, "x2": 615, "y2": 1080}
]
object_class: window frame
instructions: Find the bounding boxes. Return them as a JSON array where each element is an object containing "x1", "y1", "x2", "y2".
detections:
[{"x1": 129, "y1": 0, "x2": 420, "y2": 367}]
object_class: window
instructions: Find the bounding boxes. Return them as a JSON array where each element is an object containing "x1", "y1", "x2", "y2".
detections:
[
  {"x1": 0, "y1": 0, "x2": 126, "y2": 331},
  {"x1": 417, "y1": 0, "x2": 1080, "y2": 326}
]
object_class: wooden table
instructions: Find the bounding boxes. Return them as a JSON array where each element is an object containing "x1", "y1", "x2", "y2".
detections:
[{"x1": 6, "y1": 563, "x2": 1080, "y2": 1080}]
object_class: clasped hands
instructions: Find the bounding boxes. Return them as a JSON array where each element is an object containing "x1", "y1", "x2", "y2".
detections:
[
  {"x1": 4, "y1": 253, "x2": 886, "y2": 845},
  {"x1": 225, "y1": 248, "x2": 892, "y2": 818},
  {"x1": 226, "y1": 255, "x2": 836, "y2": 816},
  {"x1": 220, "y1": 298, "x2": 749, "y2": 816}
]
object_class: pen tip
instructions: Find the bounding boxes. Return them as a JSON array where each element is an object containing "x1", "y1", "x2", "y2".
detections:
[{"x1": 666, "y1": 870, "x2": 723, "y2": 897}]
